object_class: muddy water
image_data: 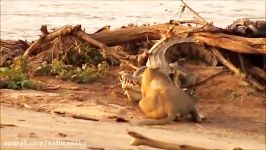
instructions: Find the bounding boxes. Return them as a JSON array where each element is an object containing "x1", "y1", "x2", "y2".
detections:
[{"x1": 1, "y1": 0, "x2": 265, "y2": 40}]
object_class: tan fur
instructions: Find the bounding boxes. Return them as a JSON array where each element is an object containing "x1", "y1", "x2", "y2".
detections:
[{"x1": 136, "y1": 67, "x2": 204, "y2": 125}]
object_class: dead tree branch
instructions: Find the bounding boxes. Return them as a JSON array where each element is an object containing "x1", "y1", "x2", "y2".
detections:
[
  {"x1": 180, "y1": 0, "x2": 208, "y2": 25},
  {"x1": 76, "y1": 30, "x2": 138, "y2": 70},
  {"x1": 210, "y1": 47, "x2": 241, "y2": 75},
  {"x1": 193, "y1": 32, "x2": 266, "y2": 54},
  {"x1": 128, "y1": 130, "x2": 217, "y2": 150},
  {"x1": 23, "y1": 25, "x2": 75, "y2": 56}
]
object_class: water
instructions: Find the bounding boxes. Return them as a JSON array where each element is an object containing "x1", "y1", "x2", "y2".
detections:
[{"x1": 1, "y1": 0, "x2": 265, "y2": 40}]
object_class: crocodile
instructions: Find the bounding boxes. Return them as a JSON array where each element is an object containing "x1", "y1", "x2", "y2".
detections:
[{"x1": 120, "y1": 37, "x2": 218, "y2": 101}]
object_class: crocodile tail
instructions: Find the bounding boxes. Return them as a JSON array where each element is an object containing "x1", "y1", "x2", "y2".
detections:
[{"x1": 165, "y1": 42, "x2": 218, "y2": 66}]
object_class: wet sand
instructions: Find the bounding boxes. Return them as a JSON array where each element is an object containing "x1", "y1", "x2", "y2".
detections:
[{"x1": 1, "y1": 106, "x2": 265, "y2": 150}]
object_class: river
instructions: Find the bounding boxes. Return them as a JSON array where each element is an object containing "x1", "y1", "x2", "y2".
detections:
[{"x1": 1, "y1": 0, "x2": 265, "y2": 40}]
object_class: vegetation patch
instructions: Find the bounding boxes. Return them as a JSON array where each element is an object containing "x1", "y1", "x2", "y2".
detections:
[
  {"x1": 0, "y1": 56, "x2": 33, "y2": 89},
  {"x1": 0, "y1": 41, "x2": 110, "y2": 90},
  {"x1": 34, "y1": 59, "x2": 109, "y2": 83}
]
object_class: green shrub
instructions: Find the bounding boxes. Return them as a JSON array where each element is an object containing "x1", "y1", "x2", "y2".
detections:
[
  {"x1": 34, "y1": 59, "x2": 109, "y2": 84},
  {"x1": 0, "y1": 56, "x2": 33, "y2": 89}
]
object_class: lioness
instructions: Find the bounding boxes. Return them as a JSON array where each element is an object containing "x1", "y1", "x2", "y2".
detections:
[{"x1": 136, "y1": 67, "x2": 204, "y2": 125}]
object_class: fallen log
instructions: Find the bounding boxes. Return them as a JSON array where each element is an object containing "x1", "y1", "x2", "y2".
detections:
[
  {"x1": 89, "y1": 23, "x2": 190, "y2": 46},
  {"x1": 89, "y1": 23, "x2": 266, "y2": 54},
  {"x1": 193, "y1": 32, "x2": 266, "y2": 54}
]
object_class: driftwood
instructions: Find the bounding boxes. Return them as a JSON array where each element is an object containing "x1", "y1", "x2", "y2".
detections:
[
  {"x1": 248, "y1": 66, "x2": 266, "y2": 81},
  {"x1": 0, "y1": 39, "x2": 29, "y2": 66},
  {"x1": 227, "y1": 18, "x2": 266, "y2": 37},
  {"x1": 179, "y1": 0, "x2": 265, "y2": 55},
  {"x1": 238, "y1": 54, "x2": 247, "y2": 73},
  {"x1": 90, "y1": 24, "x2": 266, "y2": 54},
  {"x1": 210, "y1": 47, "x2": 241, "y2": 75},
  {"x1": 76, "y1": 30, "x2": 129, "y2": 60},
  {"x1": 21, "y1": 23, "x2": 266, "y2": 57},
  {"x1": 128, "y1": 130, "x2": 243, "y2": 150},
  {"x1": 128, "y1": 130, "x2": 217, "y2": 150},
  {"x1": 210, "y1": 47, "x2": 265, "y2": 91},
  {"x1": 89, "y1": 23, "x2": 190, "y2": 46},
  {"x1": 23, "y1": 25, "x2": 76, "y2": 56},
  {"x1": 193, "y1": 32, "x2": 266, "y2": 54},
  {"x1": 76, "y1": 30, "x2": 108, "y2": 51},
  {"x1": 76, "y1": 29, "x2": 140, "y2": 70},
  {"x1": 71, "y1": 114, "x2": 99, "y2": 121}
]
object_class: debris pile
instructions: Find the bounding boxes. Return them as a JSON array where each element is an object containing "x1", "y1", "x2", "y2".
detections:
[{"x1": 0, "y1": 3, "x2": 265, "y2": 93}]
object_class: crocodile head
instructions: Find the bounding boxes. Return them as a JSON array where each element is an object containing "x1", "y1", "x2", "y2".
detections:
[{"x1": 119, "y1": 72, "x2": 142, "y2": 102}]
